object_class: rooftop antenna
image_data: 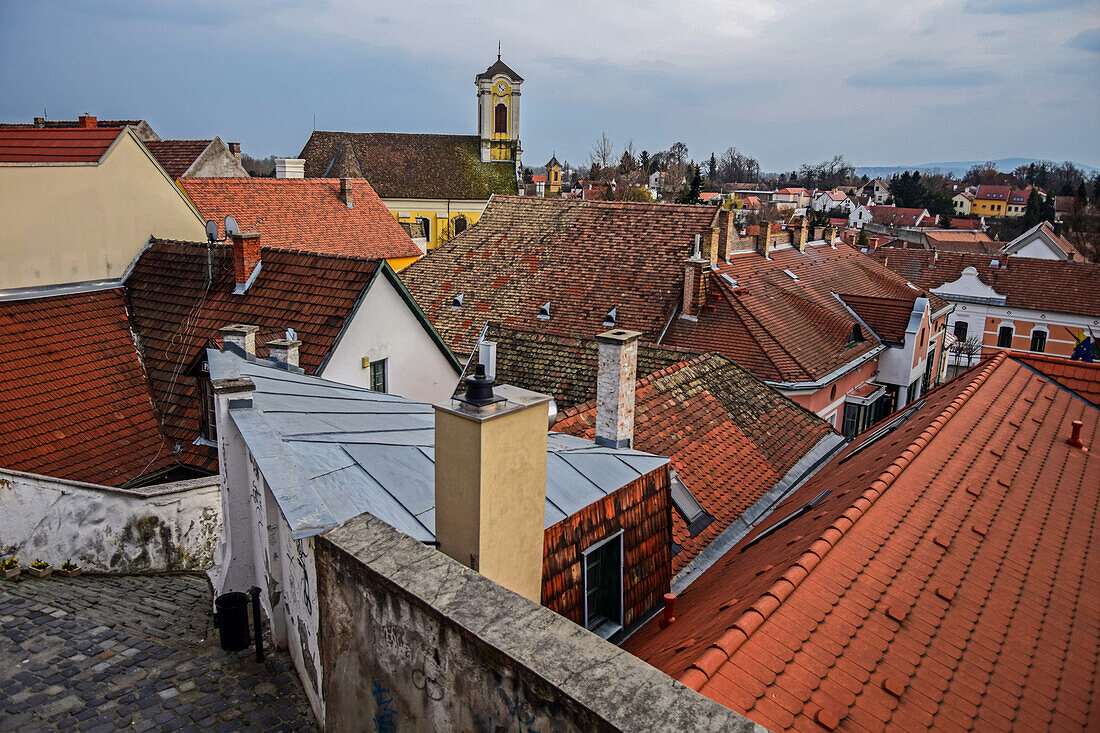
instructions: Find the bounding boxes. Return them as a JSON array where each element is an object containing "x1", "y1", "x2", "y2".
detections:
[
  {"x1": 497, "y1": 41, "x2": 501, "y2": 60},
  {"x1": 224, "y1": 215, "x2": 239, "y2": 237}
]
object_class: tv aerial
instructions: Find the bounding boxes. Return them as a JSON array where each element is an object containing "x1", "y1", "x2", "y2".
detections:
[{"x1": 205, "y1": 215, "x2": 240, "y2": 243}]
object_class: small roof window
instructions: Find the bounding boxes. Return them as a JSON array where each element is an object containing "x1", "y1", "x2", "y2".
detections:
[
  {"x1": 669, "y1": 468, "x2": 713, "y2": 538},
  {"x1": 451, "y1": 293, "x2": 463, "y2": 309},
  {"x1": 602, "y1": 308, "x2": 617, "y2": 327},
  {"x1": 537, "y1": 302, "x2": 551, "y2": 320}
]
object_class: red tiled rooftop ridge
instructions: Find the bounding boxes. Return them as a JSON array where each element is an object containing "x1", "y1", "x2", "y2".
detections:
[
  {"x1": 180, "y1": 178, "x2": 420, "y2": 260},
  {"x1": 144, "y1": 139, "x2": 211, "y2": 179},
  {"x1": 0, "y1": 288, "x2": 173, "y2": 486},
  {"x1": 624, "y1": 352, "x2": 1100, "y2": 731},
  {"x1": 0, "y1": 127, "x2": 122, "y2": 163}
]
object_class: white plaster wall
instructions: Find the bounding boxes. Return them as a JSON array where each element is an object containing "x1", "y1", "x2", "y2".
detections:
[
  {"x1": 1011, "y1": 240, "x2": 1061, "y2": 261},
  {"x1": 322, "y1": 274, "x2": 459, "y2": 403},
  {"x1": 0, "y1": 469, "x2": 220, "y2": 573},
  {"x1": 276, "y1": 516, "x2": 323, "y2": 722},
  {"x1": 209, "y1": 391, "x2": 258, "y2": 596}
]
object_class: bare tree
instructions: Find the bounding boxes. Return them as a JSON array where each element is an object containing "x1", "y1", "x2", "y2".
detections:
[
  {"x1": 949, "y1": 336, "x2": 984, "y2": 375},
  {"x1": 667, "y1": 141, "x2": 689, "y2": 166},
  {"x1": 590, "y1": 133, "x2": 615, "y2": 171}
]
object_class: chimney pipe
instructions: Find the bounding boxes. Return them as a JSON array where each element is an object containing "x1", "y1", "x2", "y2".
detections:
[
  {"x1": 266, "y1": 338, "x2": 300, "y2": 368},
  {"x1": 33, "y1": 117, "x2": 45, "y2": 129},
  {"x1": 434, "y1": 384, "x2": 551, "y2": 602},
  {"x1": 595, "y1": 329, "x2": 640, "y2": 449},
  {"x1": 659, "y1": 593, "x2": 677, "y2": 629},
  {"x1": 1067, "y1": 420, "x2": 1086, "y2": 450},
  {"x1": 717, "y1": 208, "x2": 734, "y2": 261},
  {"x1": 230, "y1": 232, "x2": 262, "y2": 293},
  {"x1": 275, "y1": 158, "x2": 305, "y2": 179},
  {"x1": 78, "y1": 114, "x2": 96, "y2": 129},
  {"x1": 340, "y1": 178, "x2": 354, "y2": 208},
  {"x1": 682, "y1": 251, "x2": 708, "y2": 318},
  {"x1": 756, "y1": 223, "x2": 771, "y2": 259},
  {"x1": 228, "y1": 142, "x2": 242, "y2": 162},
  {"x1": 220, "y1": 324, "x2": 259, "y2": 356}
]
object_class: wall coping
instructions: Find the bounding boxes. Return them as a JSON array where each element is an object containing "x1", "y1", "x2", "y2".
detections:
[
  {"x1": 321, "y1": 512, "x2": 764, "y2": 733},
  {"x1": 0, "y1": 468, "x2": 219, "y2": 498}
]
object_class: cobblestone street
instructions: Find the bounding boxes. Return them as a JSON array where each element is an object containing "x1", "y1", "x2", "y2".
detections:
[{"x1": 0, "y1": 573, "x2": 316, "y2": 732}]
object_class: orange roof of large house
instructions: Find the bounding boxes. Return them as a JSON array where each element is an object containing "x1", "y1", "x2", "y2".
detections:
[
  {"x1": 974, "y1": 184, "x2": 1010, "y2": 200},
  {"x1": 922, "y1": 230, "x2": 998, "y2": 254},
  {"x1": 870, "y1": 249, "x2": 1100, "y2": 318},
  {"x1": 1016, "y1": 352, "x2": 1100, "y2": 406},
  {"x1": 663, "y1": 242, "x2": 948, "y2": 384},
  {"x1": 870, "y1": 206, "x2": 927, "y2": 227},
  {"x1": 624, "y1": 352, "x2": 1100, "y2": 731},
  {"x1": 180, "y1": 178, "x2": 421, "y2": 260},
  {"x1": 0, "y1": 127, "x2": 122, "y2": 163},
  {"x1": 948, "y1": 217, "x2": 982, "y2": 230},
  {"x1": 144, "y1": 139, "x2": 212, "y2": 178},
  {"x1": 0, "y1": 288, "x2": 173, "y2": 486},
  {"x1": 555, "y1": 351, "x2": 838, "y2": 573},
  {"x1": 399, "y1": 195, "x2": 719, "y2": 356}
]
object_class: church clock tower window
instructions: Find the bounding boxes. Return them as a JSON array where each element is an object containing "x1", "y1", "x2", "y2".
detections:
[{"x1": 494, "y1": 103, "x2": 508, "y2": 135}]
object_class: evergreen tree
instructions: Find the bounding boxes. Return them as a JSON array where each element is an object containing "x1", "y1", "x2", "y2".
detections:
[
  {"x1": 1077, "y1": 181, "x2": 1089, "y2": 204},
  {"x1": 707, "y1": 153, "x2": 718, "y2": 181},
  {"x1": 639, "y1": 150, "x2": 651, "y2": 175},
  {"x1": 1021, "y1": 188, "x2": 1044, "y2": 229},
  {"x1": 678, "y1": 164, "x2": 703, "y2": 204},
  {"x1": 857, "y1": 228, "x2": 869, "y2": 249}
]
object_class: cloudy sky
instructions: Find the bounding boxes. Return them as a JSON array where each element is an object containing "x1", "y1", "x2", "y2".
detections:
[{"x1": 1, "y1": 0, "x2": 1097, "y2": 172}]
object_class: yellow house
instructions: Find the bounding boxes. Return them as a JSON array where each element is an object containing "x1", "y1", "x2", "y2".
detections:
[
  {"x1": 0, "y1": 126, "x2": 206, "y2": 291},
  {"x1": 296, "y1": 56, "x2": 523, "y2": 250},
  {"x1": 970, "y1": 184, "x2": 1011, "y2": 217}
]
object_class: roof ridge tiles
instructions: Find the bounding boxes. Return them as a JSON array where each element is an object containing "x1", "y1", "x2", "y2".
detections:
[{"x1": 678, "y1": 351, "x2": 1010, "y2": 692}]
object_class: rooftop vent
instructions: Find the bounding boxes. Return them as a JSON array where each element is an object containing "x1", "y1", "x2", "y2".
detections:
[
  {"x1": 783, "y1": 269, "x2": 799, "y2": 281},
  {"x1": 603, "y1": 308, "x2": 617, "y2": 327},
  {"x1": 455, "y1": 363, "x2": 504, "y2": 408},
  {"x1": 990, "y1": 259, "x2": 999, "y2": 268},
  {"x1": 537, "y1": 302, "x2": 550, "y2": 320},
  {"x1": 451, "y1": 293, "x2": 464, "y2": 309},
  {"x1": 720, "y1": 273, "x2": 738, "y2": 288}
]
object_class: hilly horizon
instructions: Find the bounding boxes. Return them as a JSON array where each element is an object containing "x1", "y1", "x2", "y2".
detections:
[{"x1": 851, "y1": 157, "x2": 1099, "y2": 179}]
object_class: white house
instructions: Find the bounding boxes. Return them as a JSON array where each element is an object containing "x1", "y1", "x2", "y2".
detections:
[
  {"x1": 812, "y1": 189, "x2": 853, "y2": 214},
  {"x1": 858, "y1": 179, "x2": 891, "y2": 205},
  {"x1": 1001, "y1": 221, "x2": 1085, "y2": 262},
  {"x1": 848, "y1": 204, "x2": 874, "y2": 229},
  {"x1": 953, "y1": 191, "x2": 973, "y2": 216}
]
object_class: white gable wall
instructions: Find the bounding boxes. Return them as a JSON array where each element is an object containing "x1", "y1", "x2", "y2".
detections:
[{"x1": 322, "y1": 273, "x2": 458, "y2": 403}]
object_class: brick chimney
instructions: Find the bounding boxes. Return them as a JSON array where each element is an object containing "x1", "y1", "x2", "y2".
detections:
[
  {"x1": 231, "y1": 232, "x2": 262, "y2": 294},
  {"x1": 228, "y1": 142, "x2": 242, "y2": 162},
  {"x1": 682, "y1": 239, "x2": 709, "y2": 318},
  {"x1": 33, "y1": 117, "x2": 45, "y2": 129},
  {"x1": 220, "y1": 324, "x2": 259, "y2": 356},
  {"x1": 595, "y1": 329, "x2": 640, "y2": 449},
  {"x1": 824, "y1": 225, "x2": 837, "y2": 247},
  {"x1": 78, "y1": 114, "x2": 97, "y2": 129},
  {"x1": 434, "y1": 373, "x2": 551, "y2": 602},
  {"x1": 794, "y1": 216, "x2": 809, "y2": 252},
  {"x1": 340, "y1": 178, "x2": 354, "y2": 208},
  {"x1": 717, "y1": 209, "x2": 736, "y2": 261},
  {"x1": 266, "y1": 338, "x2": 300, "y2": 368},
  {"x1": 756, "y1": 223, "x2": 772, "y2": 258}
]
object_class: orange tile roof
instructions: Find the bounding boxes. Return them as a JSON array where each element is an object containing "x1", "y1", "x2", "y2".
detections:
[
  {"x1": 870, "y1": 206, "x2": 927, "y2": 227},
  {"x1": 664, "y1": 244, "x2": 945, "y2": 384},
  {"x1": 399, "y1": 195, "x2": 719, "y2": 356},
  {"x1": 180, "y1": 178, "x2": 421, "y2": 260},
  {"x1": 0, "y1": 288, "x2": 173, "y2": 486},
  {"x1": 0, "y1": 127, "x2": 122, "y2": 163},
  {"x1": 125, "y1": 240, "x2": 382, "y2": 473},
  {"x1": 555, "y1": 352, "x2": 836, "y2": 573},
  {"x1": 144, "y1": 139, "x2": 211, "y2": 178},
  {"x1": 624, "y1": 353, "x2": 1100, "y2": 731},
  {"x1": 1016, "y1": 352, "x2": 1100, "y2": 406},
  {"x1": 871, "y1": 249, "x2": 1100, "y2": 319},
  {"x1": 838, "y1": 294, "x2": 915, "y2": 343}
]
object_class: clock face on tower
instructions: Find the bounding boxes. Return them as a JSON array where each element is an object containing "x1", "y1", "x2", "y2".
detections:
[{"x1": 496, "y1": 81, "x2": 508, "y2": 94}]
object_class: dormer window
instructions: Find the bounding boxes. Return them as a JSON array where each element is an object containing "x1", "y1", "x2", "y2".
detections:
[
  {"x1": 848, "y1": 324, "x2": 865, "y2": 345},
  {"x1": 537, "y1": 302, "x2": 550, "y2": 320}
]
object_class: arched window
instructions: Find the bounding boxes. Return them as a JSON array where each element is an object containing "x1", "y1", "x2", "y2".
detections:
[
  {"x1": 453, "y1": 216, "x2": 468, "y2": 235},
  {"x1": 494, "y1": 103, "x2": 508, "y2": 134}
]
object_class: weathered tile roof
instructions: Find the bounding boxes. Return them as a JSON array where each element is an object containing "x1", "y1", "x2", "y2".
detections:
[
  {"x1": 0, "y1": 288, "x2": 173, "y2": 486},
  {"x1": 922, "y1": 230, "x2": 997, "y2": 254},
  {"x1": 664, "y1": 243, "x2": 945, "y2": 384},
  {"x1": 400, "y1": 195, "x2": 720, "y2": 356},
  {"x1": 180, "y1": 178, "x2": 421, "y2": 260},
  {"x1": 870, "y1": 249, "x2": 1100, "y2": 318},
  {"x1": 624, "y1": 352, "x2": 1100, "y2": 731},
  {"x1": 555, "y1": 352, "x2": 838, "y2": 573},
  {"x1": 974, "y1": 184, "x2": 1010, "y2": 200},
  {"x1": 870, "y1": 206, "x2": 927, "y2": 227},
  {"x1": 298, "y1": 131, "x2": 518, "y2": 200},
  {"x1": 469, "y1": 322, "x2": 698, "y2": 408},
  {"x1": 143, "y1": 139, "x2": 211, "y2": 178},
  {"x1": 838, "y1": 294, "x2": 915, "y2": 343},
  {"x1": 0, "y1": 128, "x2": 121, "y2": 163},
  {"x1": 125, "y1": 240, "x2": 380, "y2": 473}
]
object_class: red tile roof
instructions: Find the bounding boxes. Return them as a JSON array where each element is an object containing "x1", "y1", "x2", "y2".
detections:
[
  {"x1": 948, "y1": 218, "x2": 983, "y2": 230},
  {"x1": 870, "y1": 206, "x2": 927, "y2": 227},
  {"x1": 625, "y1": 353, "x2": 1100, "y2": 731},
  {"x1": 664, "y1": 243, "x2": 945, "y2": 384},
  {"x1": 125, "y1": 240, "x2": 381, "y2": 472},
  {"x1": 0, "y1": 288, "x2": 173, "y2": 486},
  {"x1": 1016, "y1": 352, "x2": 1100, "y2": 406},
  {"x1": 144, "y1": 139, "x2": 211, "y2": 178},
  {"x1": 555, "y1": 352, "x2": 836, "y2": 573},
  {"x1": 870, "y1": 249, "x2": 1100, "y2": 319},
  {"x1": 974, "y1": 184, "x2": 1010, "y2": 200},
  {"x1": 399, "y1": 195, "x2": 719, "y2": 356},
  {"x1": 180, "y1": 178, "x2": 421, "y2": 260},
  {"x1": 838, "y1": 294, "x2": 915, "y2": 343},
  {"x1": 0, "y1": 128, "x2": 122, "y2": 163},
  {"x1": 922, "y1": 230, "x2": 998, "y2": 254}
]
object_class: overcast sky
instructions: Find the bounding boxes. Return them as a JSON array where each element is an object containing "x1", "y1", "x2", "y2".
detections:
[{"x1": 1, "y1": 0, "x2": 1097, "y2": 172}]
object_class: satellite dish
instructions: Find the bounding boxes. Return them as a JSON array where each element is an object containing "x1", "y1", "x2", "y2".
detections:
[
  {"x1": 285, "y1": 328, "x2": 298, "y2": 342},
  {"x1": 205, "y1": 220, "x2": 219, "y2": 243},
  {"x1": 224, "y1": 215, "x2": 239, "y2": 237}
]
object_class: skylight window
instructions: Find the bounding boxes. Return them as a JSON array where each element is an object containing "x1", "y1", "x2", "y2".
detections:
[
  {"x1": 537, "y1": 302, "x2": 551, "y2": 320},
  {"x1": 839, "y1": 399, "x2": 924, "y2": 464},
  {"x1": 669, "y1": 468, "x2": 713, "y2": 537},
  {"x1": 720, "y1": 273, "x2": 738, "y2": 288},
  {"x1": 603, "y1": 308, "x2": 617, "y2": 327},
  {"x1": 451, "y1": 293, "x2": 464, "y2": 309},
  {"x1": 742, "y1": 489, "x2": 831, "y2": 550}
]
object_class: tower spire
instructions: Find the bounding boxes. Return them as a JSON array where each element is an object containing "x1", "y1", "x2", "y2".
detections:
[{"x1": 497, "y1": 41, "x2": 501, "y2": 61}]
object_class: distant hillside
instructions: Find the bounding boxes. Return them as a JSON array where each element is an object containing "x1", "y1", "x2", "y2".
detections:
[{"x1": 854, "y1": 158, "x2": 1099, "y2": 179}]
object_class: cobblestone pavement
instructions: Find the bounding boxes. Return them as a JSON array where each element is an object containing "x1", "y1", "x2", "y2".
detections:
[{"x1": 0, "y1": 573, "x2": 317, "y2": 732}]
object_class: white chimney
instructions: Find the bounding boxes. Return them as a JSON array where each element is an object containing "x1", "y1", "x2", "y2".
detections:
[
  {"x1": 478, "y1": 340, "x2": 497, "y2": 380},
  {"x1": 267, "y1": 338, "x2": 300, "y2": 368},
  {"x1": 275, "y1": 158, "x2": 305, "y2": 179},
  {"x1": 595, "y1": 329, "x2": 640, "y2": 449},
  {"x1": 220, "y1": 324, "x2": 259, "y2": 356}
]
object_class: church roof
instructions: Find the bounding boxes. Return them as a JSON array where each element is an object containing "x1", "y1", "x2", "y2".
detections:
[
  {"x1": 299, "y1": 131, "x2": 518, "y2": 201},
  {"x1": 546, "y1": 155, "x2": 561, "y2": 169},
  {"x1": 477, "y1": 57, "x2": 524, "y2": 82}
]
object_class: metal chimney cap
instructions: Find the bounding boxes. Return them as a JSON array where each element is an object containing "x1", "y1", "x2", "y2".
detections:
[{"x1": 455, "y1": 363, "x2": 505, "y2": 408}]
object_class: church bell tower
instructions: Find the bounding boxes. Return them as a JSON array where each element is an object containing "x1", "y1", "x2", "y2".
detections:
[{"x1": 476, "y1": 51, "x2": 523, "y2": 165}]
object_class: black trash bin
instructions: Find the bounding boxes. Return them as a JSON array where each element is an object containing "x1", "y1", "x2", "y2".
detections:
[{"x1": 214, "y1": 591, "x2": 251, "y2": 652}]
